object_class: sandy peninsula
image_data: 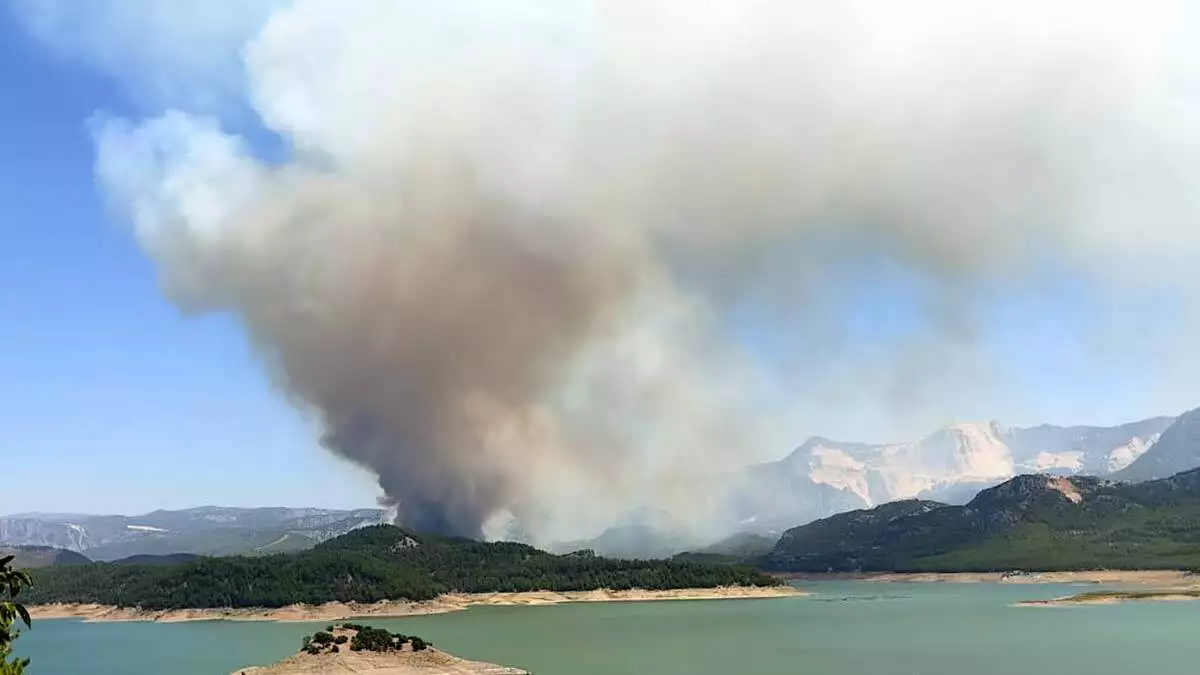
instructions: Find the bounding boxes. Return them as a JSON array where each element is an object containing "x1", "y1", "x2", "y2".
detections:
[
  {"x1": 232, "y1": 626, "x2": 528, "y2": 675},
  {"x1": 234, "y1": 648, "x2": 527, "y2": 675},
  {"x1": 30, "y1": 585, "x2": 802, "y2": 623},
  {"x1": 785, "y1": 570, "x2": 1200, "y2": 585},
  {"x1": 1016, "y1": 590, "x2": 1200, "y2": 607}
]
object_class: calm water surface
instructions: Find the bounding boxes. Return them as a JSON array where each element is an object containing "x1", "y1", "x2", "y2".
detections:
[{"x1": 20, "y1": 582, "x2": 1200, "y2": 674}]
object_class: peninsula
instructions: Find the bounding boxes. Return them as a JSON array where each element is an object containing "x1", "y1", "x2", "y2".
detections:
[{"x1": 233, "y1": 623, "x2": 529, "y2": 675}]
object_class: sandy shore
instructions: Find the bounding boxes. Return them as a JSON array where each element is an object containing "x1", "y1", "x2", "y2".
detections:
[
  {"x1": 234, "y1": 648, "x2": 528, "y2": 675},
  {"x1": 786, "y1": 570, "x2": 1200, "y2": 585},
  {"x1": 30, "y1": 585, "x2": 802, "y2": 623},
  {"x1": 1015, "y1": 584, "x2": 1200, "y2": 607}
]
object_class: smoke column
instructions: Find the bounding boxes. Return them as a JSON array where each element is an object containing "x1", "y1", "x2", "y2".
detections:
[{"x1": 83, "y1": 0, "x2": 1200, "y2": 540}]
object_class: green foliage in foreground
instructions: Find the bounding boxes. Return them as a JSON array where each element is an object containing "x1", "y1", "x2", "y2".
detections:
[
  {"x1": 763, "y1": 468, "x2": 1200, "y2": 572},
  {"x1": 0, "y1": 555, "x2": 33, "y2": 675},
  {"x1": 24, "y1": 526, "x2": 780, "y2": 610}
]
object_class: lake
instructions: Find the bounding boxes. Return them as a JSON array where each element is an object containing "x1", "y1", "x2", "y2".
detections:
[{"x1": 18, "y1": 582, "x2": 1200, "y2": 674}]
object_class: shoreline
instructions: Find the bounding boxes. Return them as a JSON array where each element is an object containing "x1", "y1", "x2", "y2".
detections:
[
  {"x1": 780, "y1": 570, "x2": 1200, "y2": 585},
  {"x1": 1016, "y1": 589, "x2": 1200, "y2": 607},
  {"x1": 29, "y1": 585, "x2": 803, "y2": 623}
]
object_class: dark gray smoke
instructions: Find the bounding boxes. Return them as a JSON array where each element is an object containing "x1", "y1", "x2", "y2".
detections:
[{"x1": 85, "y1": 0, "x2": 1200, "y2": 541}]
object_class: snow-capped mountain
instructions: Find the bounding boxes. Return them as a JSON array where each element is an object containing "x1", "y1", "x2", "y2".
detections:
[{"x1": 743, "y1": 415, "x2": 1175, "y2": 524}]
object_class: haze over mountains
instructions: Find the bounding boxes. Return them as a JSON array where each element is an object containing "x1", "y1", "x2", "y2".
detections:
[
  {"x1": 724, "y1": 414, "x2": 1178, "y2": 534},
  {"x1": 7, "y1": 409, "x2": 1200, "y2": 561},
  {"x1": 0, "y1": 507, "x2": 384, "y2": 561}
]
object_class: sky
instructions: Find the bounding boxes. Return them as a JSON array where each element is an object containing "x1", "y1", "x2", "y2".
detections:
[
  {"x1": 2, "y1": 1, "x2": 1199, "y2": 518},
  {"x1": 0, "y1": 4, "x2": 380, "y2": 514}
]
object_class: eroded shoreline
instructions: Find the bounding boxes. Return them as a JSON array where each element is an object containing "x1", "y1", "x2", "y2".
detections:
[
  {"x1": 782, "y1": 570, "x2": 1200, "y2": 585},
  {"x1": 30, "y1": 585, "x2": 803, "y2": 623},
  {"x1": 1016, "y1": 589, "x2": 1200, "y2": 607}
]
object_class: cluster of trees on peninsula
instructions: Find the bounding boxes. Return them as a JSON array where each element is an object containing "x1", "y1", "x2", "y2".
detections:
[
  {"x1": 23, "y1": 526, "x2": 781, "y2": 610},
  {"x1": 299, "y1": 623, "x2": 430, "y2": 655}
]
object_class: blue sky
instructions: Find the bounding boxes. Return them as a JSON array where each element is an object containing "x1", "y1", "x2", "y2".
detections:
[
  {"x1": 2, "y1": 2, "x2": 1198, "y2": 517},
  {"x1": 0, "y1": 7, "x2": 378, "y2": 514}
]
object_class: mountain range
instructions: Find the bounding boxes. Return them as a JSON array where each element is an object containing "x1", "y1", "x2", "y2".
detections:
[
  {"x1": 761, "y1": 466, "x2": 1200, "y2": 572},
  {"x1": 7, "y1": 408, "x2": 1200, "y2": 561},
  {"x1": 0, "y1": 506, "x2": 384, "y2": 560},
  {"x1": 724, "y1": 413, "x2": 1181, "y2": 535}
]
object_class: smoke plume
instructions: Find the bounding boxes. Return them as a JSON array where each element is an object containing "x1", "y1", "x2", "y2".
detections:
[{"x1": 67, "y1": 0, "x2": 1200, "y2": 540}]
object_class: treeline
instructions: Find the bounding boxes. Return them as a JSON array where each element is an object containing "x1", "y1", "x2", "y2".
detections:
[{"x1": 24, "y1": 526, "x2": 780, "y2": 610}]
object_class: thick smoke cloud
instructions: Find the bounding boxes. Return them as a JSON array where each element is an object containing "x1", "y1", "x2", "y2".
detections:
[{"x1": 39, "y1": 0, "x2": 1200, "y2": 539}]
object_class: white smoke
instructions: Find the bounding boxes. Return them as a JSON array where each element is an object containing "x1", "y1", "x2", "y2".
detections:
[{"x1": 17, "y1": 0, "x2": 1200, "y2": 542}]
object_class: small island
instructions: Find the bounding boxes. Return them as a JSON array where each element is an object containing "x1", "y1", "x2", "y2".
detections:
[{"x1": 234, "y1": 623, "x2": 528, "y2": 674}]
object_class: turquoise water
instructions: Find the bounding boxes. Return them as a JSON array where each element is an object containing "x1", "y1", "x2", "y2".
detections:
[{"x1": 19, "y1": 582, "x2": 1200, "y2": 674}]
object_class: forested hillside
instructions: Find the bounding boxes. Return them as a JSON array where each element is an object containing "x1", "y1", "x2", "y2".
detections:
[
  {"x1": 24, "y1": 525, "x2": 780, "y2": 609},
  {"x1": 762, "y1": 469, "x2": 1200, "y2": 572}
]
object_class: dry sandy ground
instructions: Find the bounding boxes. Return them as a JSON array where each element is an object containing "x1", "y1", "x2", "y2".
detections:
[
  {"x1": 233, "y1": 627, "x2": 528, "y2": 675},
  {"x1": 1016, "y1": 592, "x2": 1200, "y2": 607},
  {"x1": 234, "y1": 648, "x2": 528, "y2": 675},
  {"x1": 30, "y1": 585, "x2": 802, "y2": 623}
]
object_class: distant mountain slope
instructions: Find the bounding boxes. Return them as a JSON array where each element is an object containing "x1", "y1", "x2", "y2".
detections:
[
  {"x1": 671, "y1": 532, "x2": 779, "y2": 564},
  {"x1": 0, "y1": 507, "x2": 385, "y2": 560},
  {"x1": 762, "y1": 468, "x2": 1200, "y2": 572},
  {"x1": 755, "y1": 416, "x2": 1173, "y2": 523},
  {"x1": 1113, "y1": 408, "x2": 1200, "y2": 483},
  {"x1": 111, "y1": 553, "x2": 205, "y2": 566},
  {"x1": 0, "y1": 545, "x2": 91, "y2": 569},
  {"x1": 552, "y1": 525, "x2": 703, "y2": 560},
  {"x1": 25, "y1": 525, "x2": 782, "y2": 610},
  {"x1": 1004, "y1": 417, "x2": 1175, "y2": 474},
  {"x1": 695, "y1": 532, "x2": 777, "y2": 557}
]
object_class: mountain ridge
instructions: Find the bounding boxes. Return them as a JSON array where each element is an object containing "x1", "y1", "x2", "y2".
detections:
[
  {"x1": 0, "y1": 506, "x2": 386, "y2": 560},
  {"x1": 762, "y1": 467, "x2": 1200, "y2": 572}
]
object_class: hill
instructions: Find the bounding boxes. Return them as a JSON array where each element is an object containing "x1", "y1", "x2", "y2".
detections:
[
  {"x1": 551, "y1": 525, "x2": 704, "y2": 560},
  {"x1": 0, "y1": 506, "x2": 384, "y2": 560},
  {"x1": 23, "y1": 525, "x2": 781, "y2": 610},
  {"x1": 671, "y1": 532, "x2": 779, "y2": 565},
  {"x1": 0, "y1": 545, "x2": 91, "y2": 569},
  {"x1": 761, "y1": 468, "x2": 1200, "y2": 572},
  {"x1": 1113, "y1": 407, "x2": 1200, "y2": 482},
  {"x1": 112, "y1": 553, "x2": 205, "y2": 565}
]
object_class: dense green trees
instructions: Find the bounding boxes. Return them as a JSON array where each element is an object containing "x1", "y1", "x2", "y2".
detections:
[
  {"x1": 763, "y1": 469, "x2": 1200, "y2": 572},
  {"x1": 0, "y1": 555, "x2": 32, "y2": 675},
  {"x1": 24, "y1": 526, "x2": 781, "y2": 610}
]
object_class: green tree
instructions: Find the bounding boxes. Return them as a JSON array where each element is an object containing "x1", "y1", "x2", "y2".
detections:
[{"x1": 0, "y1": 555, "x2": 32, "y2": 675}]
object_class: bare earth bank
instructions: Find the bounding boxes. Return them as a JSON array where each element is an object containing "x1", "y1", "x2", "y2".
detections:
[
  {"x1": 30, "y1": 585, "x2": 803, "y2": 623},
  {"x1": 783, "y1": 570, "x2": 1199, "y2": 585},
  {"x1": 234, "y1": 648, "x2": 528, "y2": 675},
  {"x1": 780, "y1": 571, "x2": 1200, "y2": 607},
  {"x1": 233, "y1": 627, "x2": 527, "y2": 675}
]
